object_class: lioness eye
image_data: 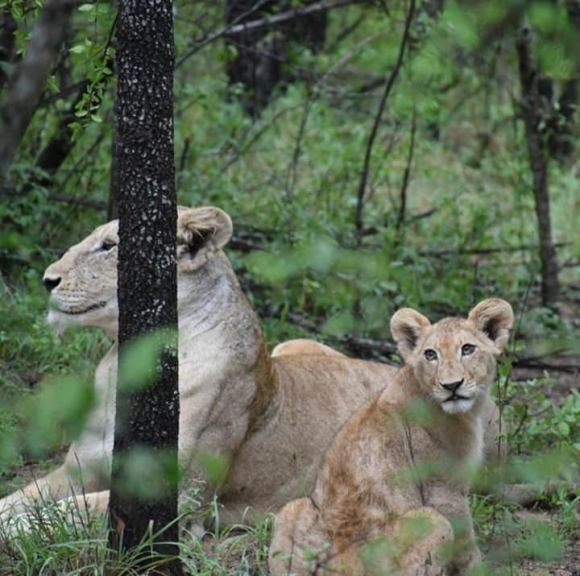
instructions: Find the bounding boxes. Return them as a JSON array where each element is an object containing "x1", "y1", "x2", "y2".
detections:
[
  {"x1": 462, "y1": 344, "x2": 476, "y2": 356},
  {"x1": 100, "y1": 240, "x2": 117, "y2": 252},
  {"x1": 424, "y1": 349, "x2": 437, "y2": 361}
]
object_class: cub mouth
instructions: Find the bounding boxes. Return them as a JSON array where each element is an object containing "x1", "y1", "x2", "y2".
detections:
[
  {"x1": 53, "y1": 301, "x2": 107, "y2": 315},
  {"x1": 443, "y1": 394, "x2": 470, "y2": 403}
]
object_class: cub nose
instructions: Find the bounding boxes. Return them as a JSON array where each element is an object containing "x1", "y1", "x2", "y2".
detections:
[
  {"x1": 441, "y1": 379, "x2": 464, "y2": 393},
  {"x1": 43, "y1": 275, "x2": 62, "y2": 292}
]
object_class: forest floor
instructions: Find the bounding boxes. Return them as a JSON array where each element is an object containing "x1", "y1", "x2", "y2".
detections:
[{"x1": 0, "y1": 298, "x2": 578, "y2": 575}]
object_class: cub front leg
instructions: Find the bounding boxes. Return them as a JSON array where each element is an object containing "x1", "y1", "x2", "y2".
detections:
[
  {"x1": 269, "y1": 497, "x2": 330, "y2": 576},
  {"x1": 429, "y1": 485, "x2": 480, "y2": 575},
  {"x1": 389, "y1": 507, "x2": 453, "y2": 576}
]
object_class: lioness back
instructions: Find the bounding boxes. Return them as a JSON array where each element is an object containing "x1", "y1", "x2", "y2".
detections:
[{"x1": 218, "y1": 354, "x2": 395, "y2": 522}]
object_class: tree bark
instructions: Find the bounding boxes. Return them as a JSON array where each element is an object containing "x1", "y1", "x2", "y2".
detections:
[
  {"x1": 0, "y1": 0, "x2": 74, "y2": 186},
  {"x1": 109, "y1": 1, "x2": 181, "y2": 573},
  {"x1": 515, "y1": 25, "x2": 559, "y2": 307}
]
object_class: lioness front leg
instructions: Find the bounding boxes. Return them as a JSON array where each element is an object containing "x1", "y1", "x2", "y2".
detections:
[
  {"x1": 0, "y1": 458, "x2": 109, "y2": 523},
  {"x1": 0, "y1": 465, "x2": 74, "y2": 520}
]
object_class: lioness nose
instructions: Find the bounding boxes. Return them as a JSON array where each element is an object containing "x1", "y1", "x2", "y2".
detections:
[
  {"x1": 43, "y1": 275, "x2": 62, "y2": 292},
  {"x1": 441, "y1": 379, "x2": 464, "y2": 393}
]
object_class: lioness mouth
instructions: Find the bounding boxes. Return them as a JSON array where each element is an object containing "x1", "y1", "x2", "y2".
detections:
[{"x1": 58, "y1": 302, "x2": 107, "y2": 315}]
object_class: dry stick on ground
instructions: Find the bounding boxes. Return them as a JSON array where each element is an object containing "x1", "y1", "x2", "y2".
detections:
[
  {"x1": 515, "y1": 25, "x2": 560, "y2": 307},
  {"x1": 354, "y1": 0, "x2": 416, "y2": 246},
  {"x1": 0, "y1": 0, "x2": 75, "y2": 186}
]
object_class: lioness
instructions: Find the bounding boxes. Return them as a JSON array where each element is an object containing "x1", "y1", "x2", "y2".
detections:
[
  {"x1": 270, "y1": 298, "x2": 513, "y2": 575},
  {"x1": 0, "y1": 207, "x2": 504, "y2": 530},
  {"x1": 0, "y1": 207, "x2": 394, "y2": 526}
]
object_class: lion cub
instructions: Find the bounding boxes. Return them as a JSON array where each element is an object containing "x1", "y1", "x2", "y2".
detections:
[{"x1": 270, "y1": 299, "x2": 513, "y2": 575}]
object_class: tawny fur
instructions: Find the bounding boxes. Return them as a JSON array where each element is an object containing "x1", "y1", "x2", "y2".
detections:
[
  {"x1": 271, "y1": 339, "x2": 346, "y2": 358},
  {"x1": 0, "y1": 206, "x2": 506, "y2": 532},
  {"x1": 270, "y1": 299, "x2": 513, "y2": 575},
  {"x1": 0, "y1": 207, "x2": 394, "y2": 528}
]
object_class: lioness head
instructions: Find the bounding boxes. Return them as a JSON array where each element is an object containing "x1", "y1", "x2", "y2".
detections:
[
  {"x1": 43, "y1": 206, "x2": 233, "y2": 336},
  {"x1": 391, "y1": 299, "x2": 513, "y2": 415}
]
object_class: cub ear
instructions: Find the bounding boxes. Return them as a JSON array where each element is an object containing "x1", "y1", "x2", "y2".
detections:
[
  {"x1": 467, "y1": 298, "x2": 514, "y2": 352},
  {"x1": 177, "y1": 206, "x2": 233, "y2": 271},
  {"x1": 390, "y1": 308, "x2": 431, "y2": 361}
]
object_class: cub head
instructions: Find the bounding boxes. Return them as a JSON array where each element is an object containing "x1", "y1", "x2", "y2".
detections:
[
  {"x1": 43, "y1": 206, "x2": 233, "y2": 336},
  {"x1": 391, "y1": 299, "x2": 513, "y2": 415}
]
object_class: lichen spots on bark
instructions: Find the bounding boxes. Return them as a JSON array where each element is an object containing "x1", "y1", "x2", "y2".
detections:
[{"x1": 109, "y1": 1, "x2": 181, "y2": 572}]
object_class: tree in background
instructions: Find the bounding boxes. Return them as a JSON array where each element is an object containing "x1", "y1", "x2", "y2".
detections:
[
  {"x1": 0, "y1": 0, "x2": 74, "y2": 186},
  {"x1": 109, "y1": 1, "x2": 181, "y2": 573},
  {"x1": 516, "y1": 24, "x2": 560, "y2": 307},
  {"x1": 225, "y1": 0, "x2": 328, "y2": 117}
]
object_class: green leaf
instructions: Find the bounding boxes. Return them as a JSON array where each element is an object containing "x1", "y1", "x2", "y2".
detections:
[{"x1": 557, "y1": 421, "x2": 570, "y2": 437}]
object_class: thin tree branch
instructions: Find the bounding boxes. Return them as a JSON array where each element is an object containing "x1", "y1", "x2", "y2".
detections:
[
  {"x1": 177, "y1": 0, "x2": 365, "y2": 68},
  {"x1": 396, "y1": 105, "x2": 417, "y2": 233},
  {"x1": 354, "y1": 0, "x2": 416, "y2": 246}
]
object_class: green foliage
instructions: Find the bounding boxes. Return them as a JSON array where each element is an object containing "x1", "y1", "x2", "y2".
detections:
[
  {"x1": 0, "y1": 497, "x2": 273, "y2": 575},
  {"x1": 118, "y1": 329, "x2": 178, "y2": 391},
  {"x1": 1, "y1": 0, "x2": 578, "y2": 573}
]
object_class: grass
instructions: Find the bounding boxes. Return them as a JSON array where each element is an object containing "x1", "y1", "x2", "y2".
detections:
[
  {"x1": 0, "y1": 497, "x2": 273, "y2": 576},
  {"x1": 1, "y1": 4, "x2": 578, "y2": 569},
  {"x1": 0, "y1": 371, "x2": 577, "y2": 575}
]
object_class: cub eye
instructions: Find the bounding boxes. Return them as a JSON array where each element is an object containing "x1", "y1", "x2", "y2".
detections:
[
  {"x1": 462, "y1": 344, "x2": 476, "y2": 356},
  {"x1": 100, "y1": 240, "x2": 117, "y2": 252},
  {"x1": 424, "y1": 349, "x2": 437, "y2": 361}
]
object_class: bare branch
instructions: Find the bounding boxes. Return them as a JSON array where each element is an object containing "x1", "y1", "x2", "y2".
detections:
[
  {"x1": 177, "y1": 0, "x2": 365, "y2": 68},
  {"x1": 354, "y1": 0, "x2": 416, "y2": 246},
  {"x1": 395, "y1": 105, "x2": 417, "y2": 233}
]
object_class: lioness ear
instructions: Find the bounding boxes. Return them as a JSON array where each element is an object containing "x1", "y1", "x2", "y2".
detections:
[
  {"x1": 177, "y1": 206, "x2": 233, "y2": 271},
  {"x1": 391, "y1": 308, "x2": 431, "y2": 361},
  {"x1": 467, "y1": 298, "x2": 514, "y2": 352}
]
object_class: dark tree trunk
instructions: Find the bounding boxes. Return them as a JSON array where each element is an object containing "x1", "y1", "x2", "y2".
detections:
[
  {"x1": 34, "y1": 80, "x2": 88, "y2": 184},
  {"x1": 225, "y1": 0, "x2": 327, "y2": 117},
  {"x1": 530, "y1": 0, "x2": 579, "y2": 161},
  {"x1": 547, "y1": 0, "x2": 579, "y2": 160},
  {"x1": 108, "y1": 1, "x2": 181, "y2": 573},
  {"x1": 0, "y1": 0, "x2": 74, "y2": 186},
  {"x1": 515, "y1": 26, "x2": 560, "y2": 307},
  {"x1": 0, "y1": 9, "x2": 17, "y2": 91},
  {"x1": 547, "y1": 78, "x2": 578, "y2": 159}
]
